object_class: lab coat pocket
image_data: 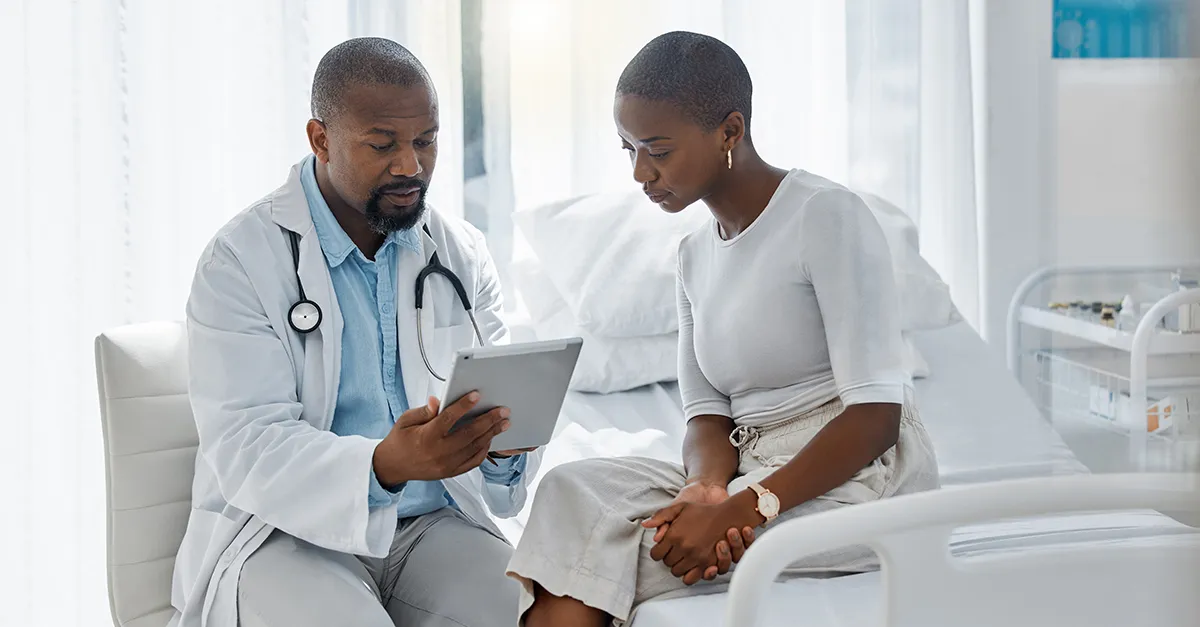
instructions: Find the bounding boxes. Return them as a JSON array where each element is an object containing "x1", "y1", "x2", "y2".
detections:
[{"x1": 428, "y1": 323, "x2": 476, "y2": 385}]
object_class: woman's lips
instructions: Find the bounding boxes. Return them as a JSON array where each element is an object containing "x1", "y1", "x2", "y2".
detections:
[{"x1": 646, "y1": 191, "x2": 669, "y2": 204}]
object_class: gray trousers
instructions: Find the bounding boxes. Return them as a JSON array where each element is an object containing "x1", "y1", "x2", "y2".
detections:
[{"x1": 238, "y1": 508, "x2": 519, "y2": 627}]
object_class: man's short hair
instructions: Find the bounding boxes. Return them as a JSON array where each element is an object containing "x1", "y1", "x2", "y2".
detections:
[
  {"x1": 616, "y1": 31, "x2": 753, "y2": 132},
  {"x1": 310, "y1": 37, "x2": 432, "y2": 122}
]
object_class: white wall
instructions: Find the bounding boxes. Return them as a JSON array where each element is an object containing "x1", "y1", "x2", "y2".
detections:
[
  {"x1": 974, "y1": 0, "x2": 1059, "y2": 347},
  {"x1": 1053, "y1": 59, "x2": 1200, "y2": 267}
]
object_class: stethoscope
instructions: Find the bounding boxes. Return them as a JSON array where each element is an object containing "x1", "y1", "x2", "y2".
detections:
[{"x1": 286, "y1": 224, "x2": 486, "y2": 381}]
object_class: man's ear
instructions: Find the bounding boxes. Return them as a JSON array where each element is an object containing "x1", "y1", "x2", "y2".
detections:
[
  {"x1": 720, "y1": 112, "x2": 746, "y2": 152},
  {"x1": 307, "y1": 119, "x2": 330, "y2": 162}
]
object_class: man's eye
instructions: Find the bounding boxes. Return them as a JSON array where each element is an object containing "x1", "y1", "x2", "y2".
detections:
[
  {"x1": 414, "y1": 138, "x2": 435, "y2": 148},
  {"x1": 369, "y1": 143, "x2": 394, "y2": 152}
]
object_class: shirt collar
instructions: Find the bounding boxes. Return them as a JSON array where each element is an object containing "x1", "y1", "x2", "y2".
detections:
[{"x1": 299, "y1": 155, "x2": 423, "y2": 267}]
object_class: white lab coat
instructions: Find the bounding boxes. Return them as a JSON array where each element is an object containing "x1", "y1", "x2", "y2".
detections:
[{"x1": 168, "y1": 160, "x2": 543, "y2": 627}]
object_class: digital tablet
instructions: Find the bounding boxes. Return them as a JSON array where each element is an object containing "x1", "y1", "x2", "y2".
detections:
[{"x1": 440, "y1": 337, "x2": 584, "y2": 451}]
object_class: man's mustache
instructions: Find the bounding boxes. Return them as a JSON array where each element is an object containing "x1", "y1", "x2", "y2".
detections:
[{"x1": 374, "y1": 179, "x2": 428, "y2": 196}]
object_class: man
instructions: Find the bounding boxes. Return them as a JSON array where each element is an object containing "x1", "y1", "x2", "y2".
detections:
[{"x1": 172, "y1": 37, "x2": 540, "y2": 627}]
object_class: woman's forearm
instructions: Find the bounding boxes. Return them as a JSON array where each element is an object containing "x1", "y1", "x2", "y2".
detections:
[
  {"x1": 681, "y1": 415, "x2": 740, "y2": 486},
  {"x1": 753, "y1": 403, "x2": 901, "y2": 514}
]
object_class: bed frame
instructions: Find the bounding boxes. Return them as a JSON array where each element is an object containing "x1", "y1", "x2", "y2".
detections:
[{"x1": 725, "y1": 473, "x2": 1200, "y2": 626}]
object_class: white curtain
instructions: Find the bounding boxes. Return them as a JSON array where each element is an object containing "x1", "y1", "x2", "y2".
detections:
[
  {"x1": 0, "y1": 1, "x2": 460, "y2": 624},
  {"x1": 484, "y1": 0, "x2": 983, "y2": 327}
]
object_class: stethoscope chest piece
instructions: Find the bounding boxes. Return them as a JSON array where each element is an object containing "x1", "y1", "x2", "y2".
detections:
[{"x1": 289, "y1": 299, "x2": 322, "y2": 334}]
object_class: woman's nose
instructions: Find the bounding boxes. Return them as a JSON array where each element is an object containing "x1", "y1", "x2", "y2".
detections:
[{"x1": 631, "y1": 151, "x2": 656, "y2": 184}]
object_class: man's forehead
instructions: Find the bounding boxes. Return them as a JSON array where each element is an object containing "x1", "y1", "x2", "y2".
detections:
[{"x1": 343, "y1": 81, "x2": 438, "y2": 127}]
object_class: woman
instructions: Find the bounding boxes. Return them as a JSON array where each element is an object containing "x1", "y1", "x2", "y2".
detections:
[{"x1": 507, "y1": 31, "x2": 939, "y2": 626}]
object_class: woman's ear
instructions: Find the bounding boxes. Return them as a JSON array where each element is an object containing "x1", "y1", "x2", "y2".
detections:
[{"x1": 720, "y1": 111, "x2": 746, "y2": 151}]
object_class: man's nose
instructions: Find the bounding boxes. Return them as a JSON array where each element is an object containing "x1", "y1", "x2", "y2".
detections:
[{"x1": 389, "y1": 146, "x2": 422, "y2": 178}]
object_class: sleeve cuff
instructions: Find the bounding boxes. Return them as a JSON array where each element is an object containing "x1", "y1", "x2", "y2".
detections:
[
  {"x1": 683, "y1": 399, "x2": 734, "y2": 421},
  {"x1": 838, "y1": 380, "x2": 906, "y2": 407},
  {"x1": 368, "y1": 469, "x2": 404, "y2": 509},
  {"x1": 480, "y1": 453, "x2": 527, "y2": 487}
]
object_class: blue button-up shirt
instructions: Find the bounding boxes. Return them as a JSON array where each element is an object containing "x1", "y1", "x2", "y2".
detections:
[{"x1": 299, "y1": 156, "x2": 524, "y2": 518}]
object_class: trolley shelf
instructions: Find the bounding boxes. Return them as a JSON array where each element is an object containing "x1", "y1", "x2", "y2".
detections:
[{"x1": 1018, "y1": 306, "x2": 1200, "y2": 355}]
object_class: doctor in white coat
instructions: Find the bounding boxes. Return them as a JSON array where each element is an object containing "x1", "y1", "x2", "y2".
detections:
[{"x1": 172, "y1": 37, "x2": 542, "y2": 627}]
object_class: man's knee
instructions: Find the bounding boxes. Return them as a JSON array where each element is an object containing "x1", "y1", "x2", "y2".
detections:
[{"x1": 238, "y1": 532, "x2": 392, "y2": 627}]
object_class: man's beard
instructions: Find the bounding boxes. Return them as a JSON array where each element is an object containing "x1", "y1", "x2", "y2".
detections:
[{"x1": 364, "y1": 180, "x2": 429, "y2": 234}]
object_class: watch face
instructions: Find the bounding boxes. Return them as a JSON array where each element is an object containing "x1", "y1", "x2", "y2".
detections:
[{"x1": 759, "y1": 492, "x2": 781, "y2": 518}]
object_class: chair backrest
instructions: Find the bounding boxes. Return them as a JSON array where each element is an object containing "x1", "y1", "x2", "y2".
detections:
[{"x1": 95, "y1": 322, "x2": 196, "y2": 627}]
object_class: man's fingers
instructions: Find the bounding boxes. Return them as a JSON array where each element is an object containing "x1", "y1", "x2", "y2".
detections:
[
  {"x1": 704, "y1": 565, "x2": 720, "y2": 581},
  {"x1": 432, "y1": 391, "x2": 482, "y2": 433},
  {"x1": 641, "y1": 503, "x2": 685, "y2": 529},
  {"x1": 683, "y1": 567, "x2": 705, "y2": 586},
  {"x1": 449, "y1": 407, "x2": 509, "y2": 446},
  {"x1": 458, "y1": 411, "x2": 509, "y2": 456}
]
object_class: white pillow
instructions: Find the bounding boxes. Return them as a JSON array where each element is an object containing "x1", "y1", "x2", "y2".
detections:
[
  {"x1": 857, "y1": 192, "x2": 962, "y2": 330},
  {"x1": 510, "y1": 254, "x2": 678, "y2": 394},
  {"x1": 512, "y1": 191, "x2": 707, "y2": 339}
]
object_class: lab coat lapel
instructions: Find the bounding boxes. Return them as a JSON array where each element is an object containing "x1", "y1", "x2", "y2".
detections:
[
  {"x1": 297, "y1": 233, "x2": 342, "y2": 430},
  {"x1": 396, "y1": 221, "x2": 437, "y2": 408},
  {"x1": 270, "y1": 160, "x2": 343, "y2": 430}
]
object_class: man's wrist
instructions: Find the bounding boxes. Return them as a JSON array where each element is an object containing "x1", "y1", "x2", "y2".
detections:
[{"x1": 372, "y1": 439, "x2": 408, "y2": 488}]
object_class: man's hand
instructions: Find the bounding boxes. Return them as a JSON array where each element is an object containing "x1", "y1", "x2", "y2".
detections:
[
  {"x1": 643, "y1": 490, "x2": 763, "y2": 585},
  {"x1": 372, "y1": 392, "x2": 510, "y2": 486}
]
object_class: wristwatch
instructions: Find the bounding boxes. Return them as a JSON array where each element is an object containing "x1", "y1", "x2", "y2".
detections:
[{"x1": 747, "y1": 483, "x2": 780, "y2": 523}]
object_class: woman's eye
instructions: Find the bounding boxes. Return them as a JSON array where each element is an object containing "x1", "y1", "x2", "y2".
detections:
[{"x1": 649, "y1": 151, "x2": 670, "y2": 159}]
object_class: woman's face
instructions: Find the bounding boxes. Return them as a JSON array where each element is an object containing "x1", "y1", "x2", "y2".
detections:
[{"x1": 614, "y1": 94, "x2": 728, "y2": 213}]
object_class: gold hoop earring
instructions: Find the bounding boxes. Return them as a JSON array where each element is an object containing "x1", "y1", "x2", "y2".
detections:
[{"x1": 726, "y1": 149, "x2": 733, "y2": 170}]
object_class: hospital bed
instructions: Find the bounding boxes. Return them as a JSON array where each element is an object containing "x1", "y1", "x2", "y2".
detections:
[{"x1": 495, "y1": 318, "x2": 1200, "y2": 626}]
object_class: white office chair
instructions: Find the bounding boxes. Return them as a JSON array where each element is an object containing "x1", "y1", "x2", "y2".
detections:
[{"x1": 95, "y1": 322, "x2": 195, "y2": 627}]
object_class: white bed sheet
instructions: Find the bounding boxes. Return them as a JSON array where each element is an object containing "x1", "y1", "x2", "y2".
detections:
[{"x1": 907, "y1": 322, "x2": 1088, "y2": 483}]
